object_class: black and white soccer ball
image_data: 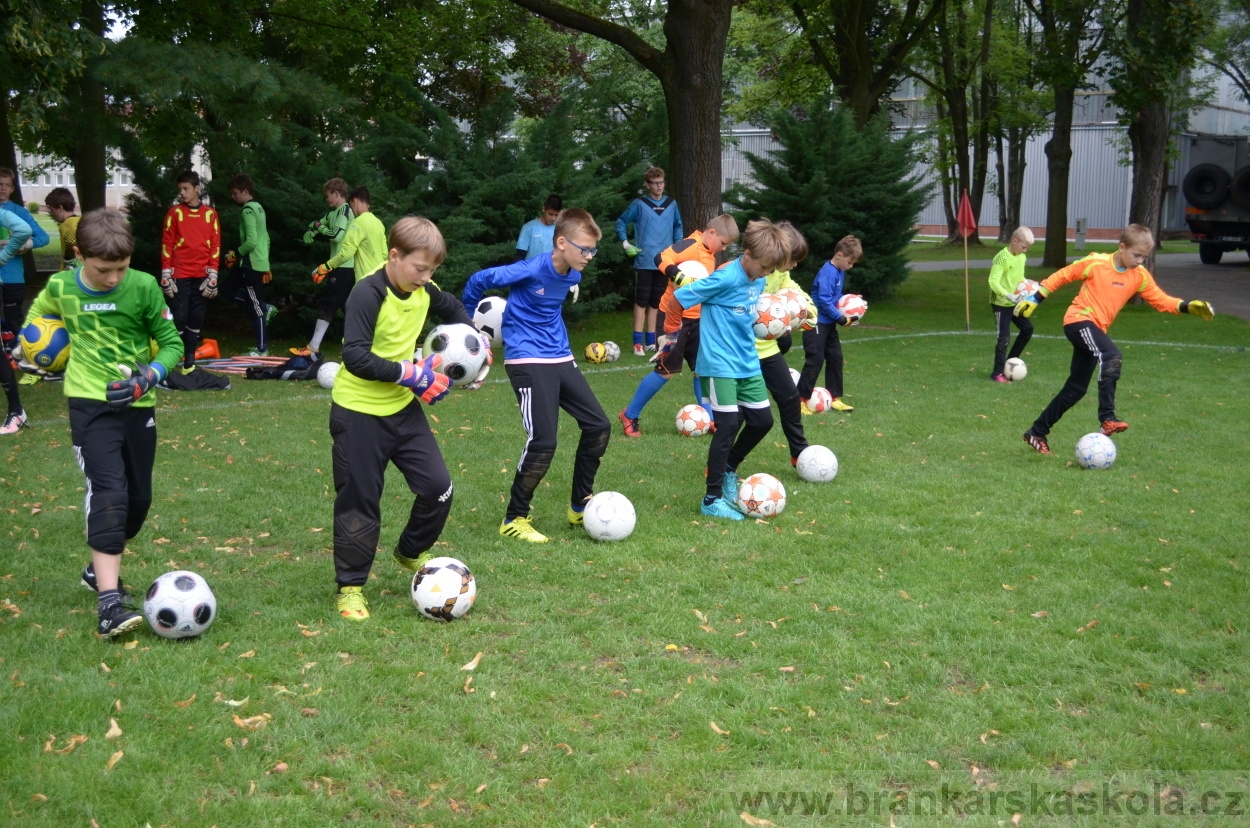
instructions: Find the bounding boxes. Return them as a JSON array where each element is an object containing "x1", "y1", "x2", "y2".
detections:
[
  {"x1": 422, "y1": 323, "x2": 488, "y2": 383},
  {"x1": 411, "y1": 557, "x2": 477, "y2": 621},
  {"x1": 144, "y1": 570, "x2": 217, "y2": 639},
  {"x1": 472, "y1": 297, "x2": 507, "y2": 346}
]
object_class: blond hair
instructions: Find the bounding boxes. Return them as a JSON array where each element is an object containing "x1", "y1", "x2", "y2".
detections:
[
  {"x1": 776, "y1": 221, "x2": 809, "y2": 265},
  {"x1": 556, "y1": 208, "x2": 602, "y2": 242},
  {"x1": 389, "y1": 216, "x2": 447, "y2": 265},
  {"x1": 705, "y1": 213, "x2": 739, "y2": 244},
  {"x1": 76, "y1": 208, "x2": 134, "y2": 261},
  {"x1": 834, "y1": 234, "x2": 863, "y2": 262},
  {"x1": 1121, "y1": 223, "x2": 1154, "y2": 249},
  {"x1": 742, "y1": 219, "x2": 789, "y2": 272},
  {"x1": 1011, "y1": 226, "x2": 1035, "y2": 245}
]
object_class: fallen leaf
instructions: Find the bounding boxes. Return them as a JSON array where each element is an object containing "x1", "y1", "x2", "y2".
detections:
[
  {"x1": 779, "y1": 666, "x2": 795, "y2": 673},
  {"x1": 417, "y1": 795, "x2": 434, "y2": 808},
  {"x1": 926, "y1": 760, "x2": 941, "y2": 769},
  {"x1": 463, "y1": 675, "x2": 475, "y2": 694},
  {"x1": 1172, "y1": 688, "x2": 1188, "y2": 695},
  {"x1": 1076, "y1": 620, "x2": 1099, "y2": 633},
  {"x1": 105, "y1": 750, "x2": 124, "y2": 770},
  {"x1": 105, "y1": 719, "x2": 122, "y2": 740},
  {"x1": 475, "y1": 783, "x2": 488, "y2": 794},
  {"x1": 47, "y1": 734, "x2": 88, "y2": 754},
  {"x1": 301, "y1": 629, "x2": 319, "y2": 637},
  {"x1": 1030, "y1": 611, "x2": 1049, "y2": 618},
  {"x1": 710, "y1": 721, "x2": 731, "y2": 736},
  {"x1": 271, "y1": 762, "x2": 288, "y2": 774},
  {"x1": 247, "y1": 780, "x2": 256, "y2": 797},
  {"x1": 461, "y1": 652, "x2": 483, "y2": 671},
  {"x1": 519, "y1": 744, "x2": 530, "y2": 754},
  {"x1": 699, "y1": 624, "x2": 716, "y2": 633},
  {"x1": 213, "y1": 694, "x2": 250, "y2": 707},
  {"x1": 554, "y1": 742, "x2": 574, "y2": 755},
  {"x1": 693, "y1": 609, "x2": 707, "y2": 622},
  {"x1": 29, "y1": 793, "x2": 47, "y2": 803},
  {"x1": 232, "y1": 713, "x2": 272, "y2": 732},
  {"x1": 123, "y1": 640, "x2": 137, "y2": 650},
  {"x1": 1002, "y1": 584, "x2": 1016, "y2": 591},
  {"x1": 301, "y1": 708, "x2": 319, "y2": 717},
  {"x1": 898, "y1": 590, "x2": 910, "y2": 600},
  {"x1": 99, "y1": 662, "x2": 111, "y2": 674},
  {"x1": 1012, "y1": 813, "x2": 1022, "y2": 826},
  {"x1": 238, "y1": 649, "x2": 256, "y2": 659},
  {"x1": 536, "y1": 778, "x2": 550, "y2": 789},
  {"x1": 740, "y1": 812, "x2": 775, "y2": 826},
  {"x1": 664, "y1": 643, "x2": 680, "y2": 651}
]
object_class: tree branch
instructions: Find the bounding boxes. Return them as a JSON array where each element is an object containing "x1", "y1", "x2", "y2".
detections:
[
  {"x1": 789, "y1": 1, "x2": 839, "y2": 82},
  {"x1": 509, "y1": 0, "x2": 666, "y2": 77}
]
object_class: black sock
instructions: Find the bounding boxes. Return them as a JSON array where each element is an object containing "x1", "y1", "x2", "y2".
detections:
[{"x1": 703, "y1": 495, "x2": 718, "y2": 506}]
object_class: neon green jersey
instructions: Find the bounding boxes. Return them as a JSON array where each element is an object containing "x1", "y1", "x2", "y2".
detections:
[
  {"x1": 25, "y1": 269, "x2": 182, "y2": 407},
  {"x1": 312, "y1": 203, "x2": 354, "y2": 264},
  {"x1": 326, "y1": 211, "x2": 387, "y2": 282},
  {"x1": 237, "y1": 201, "x2": 271, "y2": 271},
  {"x1": 988, "y1": 246, "x2": 1027, "y2": 307}
]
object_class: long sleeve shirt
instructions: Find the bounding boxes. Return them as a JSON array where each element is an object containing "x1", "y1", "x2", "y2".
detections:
[
  {"x1": 236, "y1": 201, "x2": 271, "y2": 272},
  {"x1": 161, "y1": 202, "x2": 221, "y2": 277},
  {"x1": 811, "y1": 259, "x2": 847, "y2": 324},
  {"x1": 988, "y1": 246, "x2": 1027, "y2": 307},
  {"x1": 325, "y1": 211, "x2": 387, "y2": 283},
  {"x1": 0, "y1": 203, "x2": 49, "y2": 284},
  {"x1": 461, "y1": 255, "x2": 581, "y2": 365},
  {"x1": 615, "y1": 195, "x2": 683, "y2": 270},
  {"x1": 1038, "y1": 253, "x2": 1183, "y2": 332},
  {"x1": 0, "y1": 209, "x2": 34, "y2": 269},
  {"x1": 673, "y1": 258, "x2": 764, "y2": 379},
  {"x1": 655, "y1": 231, "x2": 717, "y2": 329}
]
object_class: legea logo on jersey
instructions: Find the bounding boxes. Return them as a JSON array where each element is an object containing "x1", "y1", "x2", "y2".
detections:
[
  {"x1": 82, "y1": 302, "x2": 117, "y2": 312},
  {"x1": 733, "y1": 305, "x2": 747, "y2": 315}
]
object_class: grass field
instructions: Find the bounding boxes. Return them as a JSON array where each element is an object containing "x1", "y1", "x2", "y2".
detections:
[
  {"x1": 2, "y1": 270, "x2": 1248, "y2": 827},
  {"x1": 908, "y1": 239, "x2": 1201, "y2": 263}
]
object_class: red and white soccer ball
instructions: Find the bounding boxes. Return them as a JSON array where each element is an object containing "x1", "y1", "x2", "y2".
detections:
[
  {"x1": 807, "y1": 387, "x2": 834, "y2": 413},
  {"x1": 1011, "y1": 279, "x2": 1041, "y2": 303},
  {"x1": 736, "y1": 473, "x2": 787, "y2": 518},
  {"x1": 836, "y1": 293, "x2": 868, "y2": 324},
  {"x1": 776, "y1": 288, "x2": 809, "y2": 331},
  {"x1": 675, "y1": 403, "x2": 713, "y2": 437},
  {"x1": 753, "y1": 293, "x2": 792, "y2": 340}
]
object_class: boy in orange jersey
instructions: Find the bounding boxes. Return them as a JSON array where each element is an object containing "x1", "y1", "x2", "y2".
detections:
[
  {"x1": 617, "y1": 214, "x2": 738, "y2": 437},
  {"x1": 1016, "y1": 223, "x2": 1215, "y2": 454},
  {"x1": 160, "y1": 171, "x2": 221, "y2": 370}
]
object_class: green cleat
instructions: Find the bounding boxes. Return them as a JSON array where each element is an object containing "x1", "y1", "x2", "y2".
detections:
[
  {"x1": 335, "y1": 585, "x2": 369, "y2": 620},
  {"x1": 499, "y1": 516, "x2": 548, "y2": 543},
  {"x1": 394, "y1": 551, "x2": 434, "y2": 572}
]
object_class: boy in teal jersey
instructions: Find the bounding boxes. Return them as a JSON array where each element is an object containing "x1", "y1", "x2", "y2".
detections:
[
  {"x1": 515, "y1": 194, "x2": 561, "y2": 260},
  {"x1": 672, "y1": 219, "x2": 789, "y2": 520},
  {"x1": 988, "y1": 226, "x2": 1035, "y2": 381},
  {"x1": 293, "y1": 178, "x2": 355, "y2": 358},
  {"x1": 330, "y1": 216, "x2": 488, "y2": 621},
  {"x1": 24, "y1": 209, "x2": 183, "y2": 637},
  {"x1": 224, "y1": 174, "x2": 272, "y2": 356},
  {"x1": 0, "y1": 209, "x2": 33, "y2": 434}
]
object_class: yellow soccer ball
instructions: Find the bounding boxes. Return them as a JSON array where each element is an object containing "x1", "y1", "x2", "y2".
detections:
[
  {"x1": 584, "y1": 342, "x2": 608, "y2": 364},
  {"x1": 20, "y1": 315, "x2": 71, "y2": 372}
]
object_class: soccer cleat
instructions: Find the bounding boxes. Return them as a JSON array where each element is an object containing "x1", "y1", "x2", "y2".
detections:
[
  {"x1": 393, "y1": 550, "x2": 433, "y2": 572},
  {"x1": 830, "y1": 398, "x2": 854, "y2": 412},
  {"x1": 632, "y1": 343, "x2": 645, "y2": 357},
  {"x1": 0, "y1": 410, "x2": 28, "y2": 435},
  {"x1": 265, "y1": 304, "x2": 279, "y2": 323},
  {"x1": 1023, "y1": 431, "x2": 1052, "y2": 455},
  {"x1": 645, "y1": 343, "x2": 656, "y2": 352},
  {"x1": 790, "y1": 456, "x2": 799, "y2": 467},
  {"x1": 723, "y1": 470, "x2": 743, "y2": 503},
  {"x1": 1100, "y1": 419, "x2": 1129, "y2": 436},
  {"x1": 499, "y1": 516, "x2": 549, "y2": 543},
  {"x1": 178, "y1": 364, "x2": 197, "y2": 375},
  {"x1": 618, "y1": 409, "x2": 641, "y2": 438},
  {"x1": 289, "y1": 346, "x2": 322, "y2": 359},
  {"x1": 992, "y1": 373, "x2": 1009, "y2": 383},
  {"x1": 246, "y1": 348, "x2": 269, "y2": 357},
  {"x1": 335, "y1": 586, "x2": 369, "y2": 620},
  {"x1": 800, "y1": 399, "x2": 813, "y2": 416},
  {"x1": 701, "y1": 497, "x2": 744, "y2": 521},
  {"x1": 567, "y1": 496, "x2": 591, "y2": 526},
  {"x1": 97, "y1": 600, "x2": 144, "y2": 639}
]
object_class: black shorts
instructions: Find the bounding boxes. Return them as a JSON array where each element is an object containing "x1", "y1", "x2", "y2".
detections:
[
  {"x1": 654, "y1": 316, "x2": 699, "y2": 377},
  {"x1": 69, "y1": 398, "x2": 158, "y2": 554},
  {"x1": 634, "y1": 269, "x2": 666, "y2": 309},
  {"x1": 316, "y1": 267, "x2": 354, "y2": 321}
]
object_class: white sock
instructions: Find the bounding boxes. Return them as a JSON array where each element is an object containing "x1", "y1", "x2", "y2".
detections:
[{"x1": 309, "y1": 319, "x2": 331, "y2": 352}]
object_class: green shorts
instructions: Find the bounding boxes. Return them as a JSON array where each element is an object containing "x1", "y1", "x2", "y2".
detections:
[{"x1": 701, "y1": 374, "x2": 769, "y2": 413}]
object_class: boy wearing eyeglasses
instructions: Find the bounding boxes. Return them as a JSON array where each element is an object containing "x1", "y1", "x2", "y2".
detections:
[{"x1": 461, "y1": 208, "x2": 611, "y2": 543}]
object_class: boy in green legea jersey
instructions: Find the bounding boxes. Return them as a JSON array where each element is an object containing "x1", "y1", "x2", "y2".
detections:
[
  {"x1": 224, "y1": 174, "x2": 272, "y2": 356},
  {"x1": 24, "y1": 209, "x2": 182, "y2": 638}
]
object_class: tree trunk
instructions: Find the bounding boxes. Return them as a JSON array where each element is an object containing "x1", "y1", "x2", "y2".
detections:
[
  {"x1": 71, "y1": 0, "x2": 109, "y2": 212},
  {"x1": 0, "y1": 85, "x2": 21, "y2": 201},
  {"x1": 995, "y1": 131, "x2": 1009, "y2": 242},
  {"x1": 935, "y1": 100, "x2": 957, "y2": 239},
  {"x1": 1007, "y1": 125, "x2": 1027, "y2": 236},
  {"x1": 1042, "y1": 85, "x2": 1075, "y2": 267},
  {"x1": 968, "y1": 0, "x2": 995, "y2": 244},
  {"x1": 1126, "y1": 97, "x2": 1169, "y2": 272}
]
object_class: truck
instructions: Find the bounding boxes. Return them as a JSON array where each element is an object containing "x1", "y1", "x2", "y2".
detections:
[{"x1": 1182, "y1": 134, "x2": 1250, "y2": 264}]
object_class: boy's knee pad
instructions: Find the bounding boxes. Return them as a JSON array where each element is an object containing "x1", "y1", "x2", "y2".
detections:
[
  {"x1": 87, "y1": 490, "x2": 130, "y2": 555},
  {"x1": 580, "y1": 427, "x2": 610, "y2": 459},
  {"x1": 1102, "y1": 354, "x2": 1123, "y2": 382},
  {"x1": 124, "y1": 495, "x2": 153, "y2": 540},
  {"x1": 334, "y1": 509, "x2": 380, "y2": 559}
]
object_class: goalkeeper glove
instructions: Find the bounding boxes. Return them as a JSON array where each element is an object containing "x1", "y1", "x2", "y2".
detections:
[
  {"x1": 464, "y1": 335, "x2": 494, "y2": 390},
  {"x1": 160, "y1": 269, "x2": 177, "y2": 296},
  {"x1": 224, "y1": 250, "x2": 239, "y2": 269},
  {"x1": 569, "y1": 284, "x2": 580, "y2": 303},
  {"x1": 1181, "y1": 299, "x2": 1215, "y2": 320},
  {"x1": 1014, "y1": 293, "x2": 1044, "y2": 318},
  {"x1": 622, "y1": 240, "x2": 640, "y2": 257},
  {"x1": 650, "y1": 333, "x2": 677, "y2": 363},
  {"x1": 201, "y1": 270, "x2": 218, "y2": 298},
  {"x1": 301, "y1": 230, "x2": 315, "y2": 245},
  {"x1": 262, "y1": 271, "x2": 272, "y2": 285},
  {"x1": 312, "y1": 264, "x2": 331, "y2": 284},
  {"x1": 105, "y1": 362, "x2": 166, "y2": 410},
  {"x1": 396, "y1": 355, "x2": 451, "y2": 404},
  {"x1": 18, "y1": 238, "x2": 33, "y2": 253}
]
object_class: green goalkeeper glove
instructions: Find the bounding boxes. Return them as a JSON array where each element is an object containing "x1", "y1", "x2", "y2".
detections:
[
  {"x1": 1181, "y1": 299, "x2": 1214, "y2": 320},
  {"x1": 301, "y1": 230, "x2": 315, "y2": 245}
]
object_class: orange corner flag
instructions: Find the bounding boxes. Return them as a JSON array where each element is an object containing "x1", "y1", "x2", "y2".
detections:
[{"x1": 957, "y1": 190, "x2": 977, "y2": 239}]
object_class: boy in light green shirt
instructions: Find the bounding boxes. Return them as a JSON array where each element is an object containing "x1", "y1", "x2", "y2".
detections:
[
  {"x1": 988, "y1": 226, "x2": 1035, "y2": 382},
  {"x1": 292, "y1": 178, "x2": 356, "y2": 358},
  {"x1": 225, "y1": 174, "x2": 272, "y2": 356}
]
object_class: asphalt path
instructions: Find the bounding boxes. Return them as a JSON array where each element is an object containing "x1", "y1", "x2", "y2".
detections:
[{"x1": 911, "y1": 253, "x2": 1250, "y2": 322}]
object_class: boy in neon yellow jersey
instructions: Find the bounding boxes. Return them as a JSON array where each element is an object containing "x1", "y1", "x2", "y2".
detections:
[
  {"x1": 329, "y1": 216, "x2": 489, "y2": 620},
  {"x1": 24, "y1": 209, "x2": 182, "y2": 637},
  {"x1": 313, "y1": 186, "x2": 386, "y2": 285}
]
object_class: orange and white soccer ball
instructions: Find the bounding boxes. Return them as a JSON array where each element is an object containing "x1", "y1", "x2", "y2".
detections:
[
  {"x1": 1011, "y1": 279, "x2": 1041, "y2": 303},
  {"x1": 807, "y1": 387, "x2": 833, "y2": 413},
  {"x1": 836, "y1": 293, "x2": 868, "y2": 324},
  {"x1": 675, "y1": 403, "x2": 713, "y2": 437},
  {"x1": 752, "y1": 293, "x2": 791, "y2": 340},
  {"x1": 736, "y1": 473, "x2": 787, "y2": 517},
  {"x1": 776, "y1": 288, "x2": 809, "y2": 331}
]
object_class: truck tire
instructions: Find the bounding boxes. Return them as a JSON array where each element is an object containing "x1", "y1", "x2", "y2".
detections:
[
  {"x1": 1231, "y1": 166, "x2": 1250, "y2": 211},
  {"x1": 1184, "y1": 164, "x2": 1232, "y2": 210},
  {"x1": 1198, "y1": 243, "x2": 1224, "y2": 265}
]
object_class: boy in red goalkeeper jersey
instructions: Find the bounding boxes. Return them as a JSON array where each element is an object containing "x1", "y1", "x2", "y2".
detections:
[
  {"x1": 1016, "y1": 224, "x2": 1215, "y2": 454},
  {"x1": 160, "y1": 171, "x2": 220, "y2": 370}
]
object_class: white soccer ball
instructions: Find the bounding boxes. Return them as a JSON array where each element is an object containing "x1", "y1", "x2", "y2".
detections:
[
  {"x1": 796, "y1": 445, "x2": 839, "y2": 483},
  {"x1": 736, "y1": 473, "x2": 787, "y2": 518},
  {"x1": 603, "y1": 341, "x2": 621, "y2": 362},
  {"x1": 423, "y1": 323, "x2": 488, "y2": 384},
  {"x1": 807, "y1": 387, "x2": 834, "y2": 413},
  {"x1": 1075, "y1": 433, "x2": 1117, "y2": 470},
  {"x1": 788, "y1": 367, "x2": 801, "y2": 387},
  {"x1": 411, "y1": 557, "x2": 476, "y2": 621},
  {"x1": 317, "y1": 361, "x2": 340, "y2": 389},
  {"x1": 472, "y1": 297, "x2": 507, "y2": 346},
  {"x1": 1010, "y1": 279, "x2": 1041, "y2": 303},
  {"x1": 776, "y1": 288, "x2": 809, "y2": 331},
  {"x1": 582, "y1": 491, "x2": 636, "y2": 541},
  {"x1": 752, "y1": 293, "x2": 792, "y2": 340},
  {"x1": 836, "y1": 293, "x2": 868, "y2": 323},
  {"x1": 144, "y1": 571, "x2": 217, "y2": 639},
  {"x1": 1004, "y1": 357, "x2": 1027, "y2": 382},
  {"x1": 675, "y1": 403, "x2": 713, "y2": 437}
]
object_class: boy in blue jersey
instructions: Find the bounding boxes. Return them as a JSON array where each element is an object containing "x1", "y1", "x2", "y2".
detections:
[
  {"x1": 515, "y1": 195, "x2": 562, "y2": 260},
  {"x1": 616, "y1": 167, "x2": 683, "y2": 356},
  {"x1": 673, "y1": 219, "x2": 790, "y2": 520},
  {"x1": 797, "y1": 235, "x2": 863, "y2": 413},
  {"x1": 0, "y1": 168, "x2": 50, "y2": 337},
  {"x1": 462, "y1": 208, "x2": 611, "y2": 543}
]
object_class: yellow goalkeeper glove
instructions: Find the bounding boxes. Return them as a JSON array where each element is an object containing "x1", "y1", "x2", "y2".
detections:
[{"x1": 1181, "y1": 300, "x2": 1214, "y2": 320}]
